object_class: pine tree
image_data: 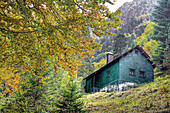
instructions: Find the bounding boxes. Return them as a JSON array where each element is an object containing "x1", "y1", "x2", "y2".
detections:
[
  {"x1": 152, "y1": 0, "x2": 170, "y2": 41},
  {"x1": 152, "y1": 0, "x2": 170, "y2": 71},
  {"x1": 55, "y1": 76, "x2": 84, "y2": 113}
]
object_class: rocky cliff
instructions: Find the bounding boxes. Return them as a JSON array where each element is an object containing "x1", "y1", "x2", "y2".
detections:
[{"x1": 119, "y1": 0, "x2": 157, "y2": 22}]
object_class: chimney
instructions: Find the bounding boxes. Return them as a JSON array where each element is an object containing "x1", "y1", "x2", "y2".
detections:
[{"x1": 106, "y1": 52, "x2": 113, "y2": 64}]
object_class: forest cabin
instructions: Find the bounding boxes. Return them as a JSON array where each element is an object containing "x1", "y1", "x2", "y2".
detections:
[{"x1": 84, "y1": 45, "x2": 156, "y2": 93}]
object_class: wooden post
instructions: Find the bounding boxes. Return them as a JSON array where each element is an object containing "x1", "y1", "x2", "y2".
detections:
[{"x1": 117, "y1": 80, "x2": 119, "y2": 92}]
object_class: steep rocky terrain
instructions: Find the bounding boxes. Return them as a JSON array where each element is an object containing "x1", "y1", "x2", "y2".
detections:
[
  {"x1": 95, "y1": 0, "x2": 158, "y2": 57},
  {"x1": 120, "y1": 0, "x2": 157, "y2": 22}
]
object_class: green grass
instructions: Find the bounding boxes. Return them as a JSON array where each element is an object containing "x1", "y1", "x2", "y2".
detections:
[{"x1": 82, "y1": 75, "x2": 170, "y2": 113}]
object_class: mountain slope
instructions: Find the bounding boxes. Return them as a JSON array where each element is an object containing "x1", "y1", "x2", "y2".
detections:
[
  {"x1": 95, "y1": 0, "x2": 158, "y2": 57},
  {"x1": 120, "y1": 0, "x2": 157, "y2": 22},
  {"x1": 82, "y1": 75, "x2": 170, "y2": 112},
  {"x1": 117, "y1": 0, "x2": 157, "y2": 34}
]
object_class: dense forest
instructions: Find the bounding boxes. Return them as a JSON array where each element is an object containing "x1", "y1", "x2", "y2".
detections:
[{"x1": 0, "y1": 0, "x2": 169, "y2": 112}]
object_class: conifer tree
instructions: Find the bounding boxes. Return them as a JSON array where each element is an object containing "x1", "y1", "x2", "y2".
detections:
[
  {"x1": 152, "y1": 0, "x2": 170, "y2": 41},
  {"x1": 55, "y1": 76, "x2": 84, "y2": 113},
  {"x1": 152, "y1": 0, "x2": 170, "y2": 71}
]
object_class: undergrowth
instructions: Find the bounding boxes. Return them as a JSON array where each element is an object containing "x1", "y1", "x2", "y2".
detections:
[{"x1": 82, "y1": 75, "x2": 170, "y2": 113}]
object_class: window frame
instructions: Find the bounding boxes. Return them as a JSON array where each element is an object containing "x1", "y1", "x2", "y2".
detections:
[
  {"x1": 129, "y1": 68, "x2": 135, "y2": 76},
  {"x1": 107, "y1": 70, "x2": 111, "y2": 78},
  {"x1": 139, "y1": 71, "x2": 145, "y2": 78}
]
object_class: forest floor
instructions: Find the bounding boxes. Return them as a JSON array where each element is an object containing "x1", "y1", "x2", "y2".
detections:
[{"x1": 82, "y1": 75, "x2": 170, "y2": 113}]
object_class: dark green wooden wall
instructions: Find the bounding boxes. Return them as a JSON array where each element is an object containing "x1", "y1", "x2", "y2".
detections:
[
  {"x1": 85, "y1": 62, "x2": 119, "y2": 93},
  {"x1": 95, "y1": 62, "x2": 119, "y2": 89},
  {"x1": 119, "y1": 49, "x2": 154, "y2": 83},
  {"x1": 85, "y1": 78, "x2": 92, "y2": 93}
]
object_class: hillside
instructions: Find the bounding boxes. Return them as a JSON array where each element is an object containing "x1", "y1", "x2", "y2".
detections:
[
  {"x1": 82, "y1": 75, "x2": 170, "y2": 112},
  {"x1": 119, "y1": 0, "x2": 157, "y2": 22},
  {"x1": 117, "y1": 0, "x2": 157, "y2": 34},
  {"x1": 95, "y1": 0, "x2": 158, "y2": 57}
]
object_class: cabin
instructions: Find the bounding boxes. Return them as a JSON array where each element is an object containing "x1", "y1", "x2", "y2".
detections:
[{"x1": 84, "y1": 45, "x2": 155, "y2": 93}]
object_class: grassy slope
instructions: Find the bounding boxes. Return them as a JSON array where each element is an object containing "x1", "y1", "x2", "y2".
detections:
[{"x1": 82, "y1": 75, "x2": 170, "y2": 113}]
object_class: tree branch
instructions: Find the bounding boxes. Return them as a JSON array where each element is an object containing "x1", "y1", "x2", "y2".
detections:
[
  {"x1": 1, "y1": 28, "x2": 37, "y2": 34},
  {"x1": 73, "y1": 1, "x2": 87, "y2": 13}
]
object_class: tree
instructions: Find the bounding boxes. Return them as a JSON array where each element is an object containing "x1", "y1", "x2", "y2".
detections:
[
  {"x1": 152, "y1": 0, "x2": 170, "y2": 70},
  {"x1": 78, "y1": 56, "x2": 95, "y2": 91},
  {"x1": 112, "y1": 33, "x2": 129, "y2": 58},
  {"x1": 0, "y1": 67, "x2": 23, "y2": 97},
  {"x1": 0, "y1": 72, "x2": 47, "y2": 112},
  {"x1": 134, "y1": 22, "x2": 156, "y2": 47},
  {"x1": 93, "y1": 58, "x2": 106, "y2": 71},
  {"x1": 0, "y1": 60, "x2": 66, "y2": 112},
  {"x1": 0, "y1": 0, "x2": 123, "y2": 94},
  {"x1": 54, "y1": 76, "x2": 84, "y2": 112},
  {"x1": 133, "y1": 22, "x2": 160, "y2": 56},
  {"x1": 78, "y1": 56, "x2": 95, "y2": 78},
  {"x1": 133, "y1": 22, "x2": 161, "y2": 71}
]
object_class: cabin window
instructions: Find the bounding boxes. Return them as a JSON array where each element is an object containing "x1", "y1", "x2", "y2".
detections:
[
  {"x1": 107, "y1": 70, "x2": 110, "y2": 78},
  {"x1": 139, "y1": 71, "x2": 145, "y2": 77},
  {"x1": 129, "y1": 68, "x2": 135, "y2": 76},
  {"x1": 135, "y1": 50, "x2": 138, "y2": 54}
]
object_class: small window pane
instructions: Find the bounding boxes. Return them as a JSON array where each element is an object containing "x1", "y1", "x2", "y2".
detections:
[
  {"x1": 139, "y1": 71, "x2": 145, "y2": 77},
  {"x1": 107, "y1": 70, "x2": 110, "y2": 78},
  {"x1": 130, "y1": 69, "x2": 135, "y2": 75}
]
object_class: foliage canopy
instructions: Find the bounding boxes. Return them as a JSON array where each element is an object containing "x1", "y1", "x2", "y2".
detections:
[
  {"x1": 0, "y1": 0, "x2": 123, "y2": 75},
  {"x1": 0, "y1": 0, "x2": 123, "y2": 95}
]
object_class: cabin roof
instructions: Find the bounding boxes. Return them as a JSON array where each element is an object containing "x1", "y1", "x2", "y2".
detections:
[{"x1": 84, "y1": 45, "x2": 156, "y2": 80}]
